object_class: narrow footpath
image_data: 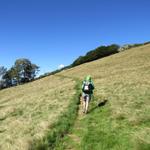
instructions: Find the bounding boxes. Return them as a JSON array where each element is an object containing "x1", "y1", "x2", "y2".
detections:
[{"x1": 58, "y1": 98, "x2": 88, "y2": 150}]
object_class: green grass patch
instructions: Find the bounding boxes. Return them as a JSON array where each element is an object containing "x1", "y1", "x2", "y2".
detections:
[{"x1": 81, "y1": 103, "x2": 133, "y2": 150}]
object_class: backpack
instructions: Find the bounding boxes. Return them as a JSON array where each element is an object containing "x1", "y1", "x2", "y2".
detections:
[{"x1": 83, "y1": 81, "x2": 92, "y2": 93}]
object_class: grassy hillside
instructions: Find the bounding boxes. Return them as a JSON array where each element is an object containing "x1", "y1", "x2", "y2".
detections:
[
  {"x1": 0, "y1": 75, "x2": 76, "y2": 150},
  {"x1": 0, "y1": 44, "x2": 150, "y2": 150},
  {"x1": 57, "y1": 44, "x2": 150, "y2": 150}
]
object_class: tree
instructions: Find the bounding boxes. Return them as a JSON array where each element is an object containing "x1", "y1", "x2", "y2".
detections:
[
  {"x1": 2, "y1": 68, "x2": 13, "y2": 87},
  {"x1": 30, "y1": 63, "x2": 39, "y2": 80},
  {"x1": 14, "y1": 58, "x2": 39, "y2": 83},
  {"x1": 0, "y1": 66, "x2": 7, "y2": 79},
  {"x1": 72, "y1": 56, "x2": 85, "y2": 66},
  {"x1": 0, "y1": 66, "x2": 7, "y2": 89}
]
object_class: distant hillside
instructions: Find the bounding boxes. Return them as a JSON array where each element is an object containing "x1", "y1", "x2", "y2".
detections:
[
  {"x1": 39, "y1": 41, "x2": 150, "y2": 79},
  {"x1": 38, "y1": 44, "x2": 120, "y2": 79}
]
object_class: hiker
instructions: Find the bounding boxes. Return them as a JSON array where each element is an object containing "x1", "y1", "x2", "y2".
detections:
[{"x1": 82, "y1": 75, "x2": 94, "y2": 114}]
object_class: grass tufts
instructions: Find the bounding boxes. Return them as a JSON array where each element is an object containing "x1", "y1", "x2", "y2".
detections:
[
  {"x1": 133, "y1": 128, "x2": 150, "y2": 150},
  {"x1": 30, "y1": 79, "x2": 81, "y2": 150}
]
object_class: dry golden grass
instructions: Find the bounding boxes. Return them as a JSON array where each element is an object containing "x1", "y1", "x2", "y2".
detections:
[
  {"x1": 0, "y1": 75, "x2": 76, "y2": 150},
  {"x1": 133, "y1": 127, "x2": 150, "y2": 150}
]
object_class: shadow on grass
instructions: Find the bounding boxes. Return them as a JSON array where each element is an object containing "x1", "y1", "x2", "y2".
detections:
[{"x1": 90, "y1": 99, "x2": 108, "y2": 113}]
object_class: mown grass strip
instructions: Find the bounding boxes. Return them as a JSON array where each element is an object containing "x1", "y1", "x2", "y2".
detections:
[{"x1": 30, "y1": 78, "x2": 81, "y2": 150}]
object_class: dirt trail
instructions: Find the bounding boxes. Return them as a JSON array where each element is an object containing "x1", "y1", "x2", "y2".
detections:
[{"x1": 64, "y1": 101, "x2": 86, "y2": 150}]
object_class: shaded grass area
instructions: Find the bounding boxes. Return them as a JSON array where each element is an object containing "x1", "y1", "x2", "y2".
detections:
[{"x1": 30, "y1": 79, "x2": 81, "y2": 150}]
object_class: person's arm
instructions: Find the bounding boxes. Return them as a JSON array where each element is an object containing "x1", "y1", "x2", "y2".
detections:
[{"x1": 91, "y1": 81, "x2": 95, "y2": 90}]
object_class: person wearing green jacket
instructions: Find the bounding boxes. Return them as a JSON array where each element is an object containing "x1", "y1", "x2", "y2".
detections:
[{"x1": 82, "y1": 75, "x2": 94, "y2": 114}]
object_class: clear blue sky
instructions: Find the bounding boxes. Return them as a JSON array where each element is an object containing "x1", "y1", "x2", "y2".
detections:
[{"x1": 0, "y1": 0, "x2": 150, "y2": 75}]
